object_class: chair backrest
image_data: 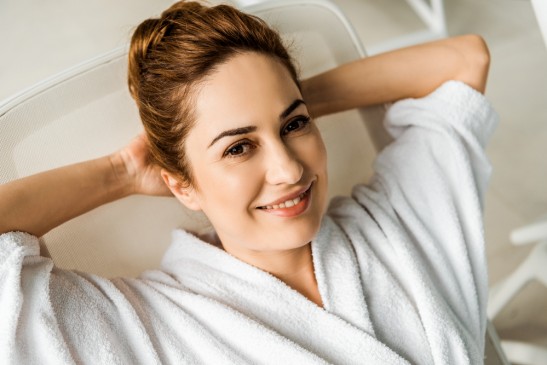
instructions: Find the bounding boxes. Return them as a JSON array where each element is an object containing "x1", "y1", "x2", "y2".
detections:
[{"x1": 0, "y1": 0, "x2": 385, "y2": 278}]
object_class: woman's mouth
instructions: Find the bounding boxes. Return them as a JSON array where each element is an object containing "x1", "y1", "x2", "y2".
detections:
[{"x1": 257, "y1": 184, "x2": 312, "y2": 217}]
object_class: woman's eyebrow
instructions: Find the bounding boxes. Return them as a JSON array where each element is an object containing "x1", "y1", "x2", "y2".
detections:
[
  {"x1": 280, "y1": 99, "x2": 306, "y2": 119},
  {"x1": 208, "y1": 126, "x2": 257, "y2": 148},
  {"x1": 208, "y1": 99, "x2": 306, "y2": 148}
]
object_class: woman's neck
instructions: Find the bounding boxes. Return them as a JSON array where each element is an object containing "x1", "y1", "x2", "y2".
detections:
[{"x1": 222, "y1": 241, "x2": 323, "y2": 308}]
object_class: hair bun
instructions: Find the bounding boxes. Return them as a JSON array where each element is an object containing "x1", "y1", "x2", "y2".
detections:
[
  {"x1": 161, "y1": 0, "x2": 203, "y2": 18},
  {"x1": 128, "y1": 17, "x2": 168, "y2": 98},
  {"x1": 128, "y1": 1, "x2": 207, "y2": 98}
]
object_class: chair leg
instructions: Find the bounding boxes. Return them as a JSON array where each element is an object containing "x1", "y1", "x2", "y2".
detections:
[
  {"x1": 489, "y1": 241, "x2": 547, "y2": 364},
  {"x1": 488, "y1": 241, "x2": 547, "y2": 318},
  {"x1": 366, "y1": 0, "x2": 447, "y2": 55},
  {"x1": 488, "y1": 259, "x2": 534, "y2": 318},
  {"x1": 404, "y1": 0, "x2": 446, "y2": 34}
]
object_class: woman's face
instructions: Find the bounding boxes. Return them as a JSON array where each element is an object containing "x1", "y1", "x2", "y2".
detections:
[{"x1": 174, "y1": 52, "x2": 327, "y2": 255}]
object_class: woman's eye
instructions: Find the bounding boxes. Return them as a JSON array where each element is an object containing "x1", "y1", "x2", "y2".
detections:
[
  {"x1": 224, "y1": 141, "x2": 254, "y2": 158},
  {"x1": 282, "y1": 116, "x2": 311, "y2": 135}
]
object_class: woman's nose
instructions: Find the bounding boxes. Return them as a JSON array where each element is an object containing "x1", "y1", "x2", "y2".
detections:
[{"x1": 265, "y1": 143, "x2": 304, "y2": 185}]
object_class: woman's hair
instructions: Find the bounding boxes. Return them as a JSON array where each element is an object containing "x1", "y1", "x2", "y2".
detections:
[{"x1": 128, "y1": 0, "x2": 299, "y2": 185}]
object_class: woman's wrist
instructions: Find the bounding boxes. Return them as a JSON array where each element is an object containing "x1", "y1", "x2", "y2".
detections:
[
  {"x1": 300, "y1": 78, "x2": 324, "y2": 119},
  {"x1": 107, "y1": 152, "x2": 138, "y2": 198}
]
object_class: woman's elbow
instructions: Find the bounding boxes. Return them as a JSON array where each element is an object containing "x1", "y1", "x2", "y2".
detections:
[{"x1": 455, "y1": 34, "x2": 491, "y2": 93}]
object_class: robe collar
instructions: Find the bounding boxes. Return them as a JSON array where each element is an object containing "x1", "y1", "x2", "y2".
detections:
[{"x1": 160, "y1": 216, "x2": 409, "y2": 364}]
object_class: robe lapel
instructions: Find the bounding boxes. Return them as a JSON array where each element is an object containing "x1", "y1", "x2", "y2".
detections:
[
  {"x1": 161, "y1": 228, "x2": 409, "y2": 364},
  {"x1": 312, "y1": 216, "x2": 375, "y2": 335}
]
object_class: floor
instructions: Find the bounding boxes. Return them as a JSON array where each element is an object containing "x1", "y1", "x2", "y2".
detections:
[{"x1": 1, "y1": 0, "x2": 546, "y2": 358}]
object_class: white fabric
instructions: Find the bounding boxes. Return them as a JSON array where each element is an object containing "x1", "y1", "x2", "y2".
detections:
[{"x1": 0, "y1": 81, "x2": 498, "y2": 364}]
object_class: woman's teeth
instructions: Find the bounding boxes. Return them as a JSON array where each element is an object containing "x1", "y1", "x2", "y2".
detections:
[{"x1": 262, "y1": 191, "x2": 306, "y2": 210}]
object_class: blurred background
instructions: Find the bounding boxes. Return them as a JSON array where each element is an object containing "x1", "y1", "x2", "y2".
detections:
[{"x1": 1, "y1": 0, "x2": 546, "y2": 361}]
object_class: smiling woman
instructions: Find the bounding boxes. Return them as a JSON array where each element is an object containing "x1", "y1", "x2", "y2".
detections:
[{"x1": 0, "y1": 0, "x2": 497, "y2": 364}]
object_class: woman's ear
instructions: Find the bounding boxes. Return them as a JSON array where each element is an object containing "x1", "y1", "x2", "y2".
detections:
[{"x1": 161, "y1": 169, "x2": 201, "y2": 211}]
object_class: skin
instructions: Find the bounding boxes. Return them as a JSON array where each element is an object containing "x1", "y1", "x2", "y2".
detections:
[{"x1": 0, "y1": 34, "x2": 490, "y2": 308}]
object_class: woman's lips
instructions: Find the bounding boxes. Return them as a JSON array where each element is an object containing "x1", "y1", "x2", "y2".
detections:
[{"x1": 257, "y1": 184, "x2": 312, "y2": 218}]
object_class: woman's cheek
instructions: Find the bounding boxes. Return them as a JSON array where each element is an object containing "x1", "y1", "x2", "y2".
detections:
[{"x1": 218, "y1": 156, "x2": 264, "y2": 195}]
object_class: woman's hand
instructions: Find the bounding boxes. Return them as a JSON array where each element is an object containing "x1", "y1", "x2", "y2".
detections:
[{"x1": 116, "y1": 134, "x2": 172, "y2": 197}]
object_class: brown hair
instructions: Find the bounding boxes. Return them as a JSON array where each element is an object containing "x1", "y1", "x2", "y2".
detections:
[{"x1": 128, "y1": 0, "x2": 299, "y2": 185}]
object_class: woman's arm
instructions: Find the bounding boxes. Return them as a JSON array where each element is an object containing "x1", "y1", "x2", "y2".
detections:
[
  {"x1": 302, "y1": 34, "x2": 490, "y2": 118},
  {"x1": 0, "y1": 135, "x2": 170, "y2": 237}
]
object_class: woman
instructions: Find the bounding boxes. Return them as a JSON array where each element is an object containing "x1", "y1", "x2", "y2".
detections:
[{"x1": 0, "y1": 1, "x2": 496, "y2": 364}]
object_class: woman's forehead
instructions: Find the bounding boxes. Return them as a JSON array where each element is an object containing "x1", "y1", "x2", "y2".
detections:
[{"x1": 190, "y1": 53, "x2": 303, "y2": 140}]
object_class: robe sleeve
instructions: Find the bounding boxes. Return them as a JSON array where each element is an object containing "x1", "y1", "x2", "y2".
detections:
[
  {"x1": 0, "y1": 232, "x2": 74, "y2": 363},
  {"x1": 356, "y1": 80, "x2": 498, "y2": 350},
  {"x1": 0, "y1": 231, "x2": 158, "y2": 364}
]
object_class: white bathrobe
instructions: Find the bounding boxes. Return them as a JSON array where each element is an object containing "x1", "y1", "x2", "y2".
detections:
[{"x1": 0, "y1": 81, "x2": 498, "y2": 364}]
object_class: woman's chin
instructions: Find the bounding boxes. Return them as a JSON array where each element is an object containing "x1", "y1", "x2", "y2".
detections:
[{"x1": 263, "y1": 223, "x2": 321, "y2": 251}]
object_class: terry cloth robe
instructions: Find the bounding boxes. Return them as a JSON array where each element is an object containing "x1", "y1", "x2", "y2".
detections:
[{"x1": 0, "y1": 81, "x2": 498, "y2": 364}]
